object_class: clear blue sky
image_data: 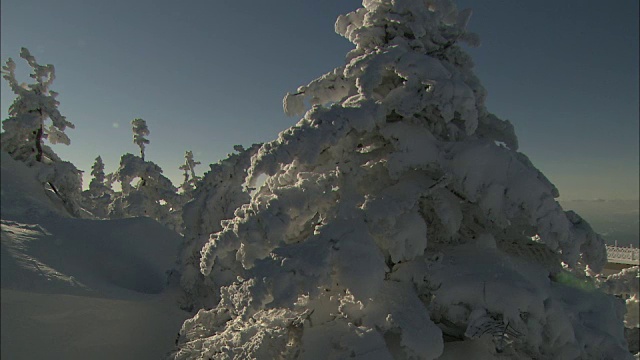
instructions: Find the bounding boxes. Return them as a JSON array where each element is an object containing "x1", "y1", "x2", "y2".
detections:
[{"x1": 1, "y1": 0, "x2": 638, "y2": 200}]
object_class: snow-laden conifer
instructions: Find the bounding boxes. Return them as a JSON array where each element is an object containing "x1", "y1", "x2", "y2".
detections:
[
  {"x1": 1, "y1": 48, "x2": 75, "y2": 164},
  {"x1": 82, "y1": 156, "x2": 113, "y2": 218},
  {"x1": 91, "y1": 156, "x2": 106, "y2": 183},
  {"x1": 173, "y1": 1, "x2": 629, "y2": 359},
  {"x1": 109, "y1": 153, "x2": 182, "y2": 231},
  {"x1": 131, "y1": 118, "x2": 150, "y2": 161},
  {"x1": 1, "y1": 48, "x2": 86, "y2": 218},
  {"x1": 179, "y1": 150, "x2": 201, "y2": 193},
  {"x1": 177, "y1": 144, "x2": 261, "y2": 311}
]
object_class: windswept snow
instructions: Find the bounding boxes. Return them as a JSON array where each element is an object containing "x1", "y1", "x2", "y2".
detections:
[{"x1": 2, "y1": 217, "x2": 180, "y2": 297}]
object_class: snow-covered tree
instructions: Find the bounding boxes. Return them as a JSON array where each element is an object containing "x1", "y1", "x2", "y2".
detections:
[
  {"x1": 177, "y1": 144, "x2": 261, "y2": 311},
  {"x1": 179, "y1": 150, "x2": 201, "y2": 193},
  {"x1": 597, "y1": 266, "x2": 639, "y2": 327},
  {"x1": 107, "y1": 119, "x2": 185, "y2": 229},
  {"x1": 131, "y1": 118, "x2": 150, "y2": 161},
  {"x1": 82, "y1": 156, "x2": 113, "y2": 218},
  {"x1": 90, "y1": 156, "x2": 106, "y2": 188},
  {"x1": 109, "y1": 153, "x2": 182, "y2": 231},
  {"x1": 1, "y1": 48, "x2": 74, "y2": 164},
  {"x1": 173, "y1": 1, "x2": 630, "y2": 359},
  {"x1": 1, "y1": 48, "x2": 85, "y2": 218},
  {"x1": 596, "y1": 265, "x2": 640, "y2": 355}
]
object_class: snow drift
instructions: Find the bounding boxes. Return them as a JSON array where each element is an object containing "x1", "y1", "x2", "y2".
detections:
[{"x1": 1, "y1": 150, "x2": 189, "y2": 359}]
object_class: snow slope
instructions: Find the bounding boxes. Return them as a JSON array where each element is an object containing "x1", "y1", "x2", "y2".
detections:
[{"x1": 1, "y1": 151, "x2": 190, "y2": 359}]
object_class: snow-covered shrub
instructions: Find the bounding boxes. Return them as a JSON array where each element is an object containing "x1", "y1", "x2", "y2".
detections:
[{"x1": 173, "y1": 1, "x2": 629, "y2": 359}]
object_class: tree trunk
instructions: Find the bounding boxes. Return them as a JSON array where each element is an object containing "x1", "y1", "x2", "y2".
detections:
[{"x1": 35, "y1": 124, "x2": 44, "y2": 162}]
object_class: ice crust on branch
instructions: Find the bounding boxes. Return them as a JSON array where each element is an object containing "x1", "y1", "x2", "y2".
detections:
[{"x1": 174, "y1": 1, "x2": 625, "y2": 359}]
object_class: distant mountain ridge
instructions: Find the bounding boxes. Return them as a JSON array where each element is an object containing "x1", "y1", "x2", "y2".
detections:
[{"x1": 560, "y1": 199, "x2": 639, "y2": 247}]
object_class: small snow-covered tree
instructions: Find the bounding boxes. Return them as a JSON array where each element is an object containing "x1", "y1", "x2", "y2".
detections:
[
  {"x1": 1, "y1": 48, "x2": 74, "y2": 164},
  {"x1": 89, "y1": 156, "x2": 106, "y2": 188},
  {"x1": 179, "y1": 150, "x2": 201, "y2": 193},
  {"x1": 109, "y1": 153, "x2": 181, "y2": 231},
  {"x1": 82, "y1": 156, "x2": 113, "y2": 218},
  {"x1": 173, "y1": 2, "x2": 630, "y2": 359},
  {"x1": 131, "y1": 118, "x2": 150, "y2": 161},
  {"x1": 108, "y1": 119, "x2": 184, "y2": 229}
]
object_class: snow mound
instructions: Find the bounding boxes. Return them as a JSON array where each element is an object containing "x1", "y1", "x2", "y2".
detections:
[
  {"x1": 1, "y1": 149, "x2": 190, "y2": 359},
  {"x1": 1, "y1": 150, "x2": 67, "y2": 220}
]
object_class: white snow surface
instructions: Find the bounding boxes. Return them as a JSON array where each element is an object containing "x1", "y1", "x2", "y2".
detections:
[{"x1": 1, "y1": 150, "x2": 190, "y2": 359}]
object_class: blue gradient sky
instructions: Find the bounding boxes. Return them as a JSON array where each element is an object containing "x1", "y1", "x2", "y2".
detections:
[{"x1": 1, "y1": 0, "x2": 638, "y2": 200}]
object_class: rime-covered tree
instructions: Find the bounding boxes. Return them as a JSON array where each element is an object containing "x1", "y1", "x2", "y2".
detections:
[
  {"x1": 1, "y1": 48, "x2": 74, "y2": 164},
  {"x1": 90, "y1": 156, "x2": 106, "y2": 188},
  {"x1": 82, "y1": 156, "x2": 113, "y2": 218},
  {"x1": 179, "y1": 150, "x2": 201, "y2": 193},
  {"x1": 108, "y1": 153, "x2": 182, "y2": 231},
  {"x1": 173, "y1": 2, "x2": 630, "y2": 359},
  {"x1": 177, "y1": 144, "x2": 261, "y2": 311},
  {"x1": 131, "y1": 118, "x2": 150, "y2": 161},
  {"x1": 1, "y1": 48, "x2": 85, "y2": 217},
  {"x1": 596, "y1": 265, "x2": 640, "y2": 355},
  {"x1": 108, "y1": 119, "x2": 183, "y2": 230}
]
